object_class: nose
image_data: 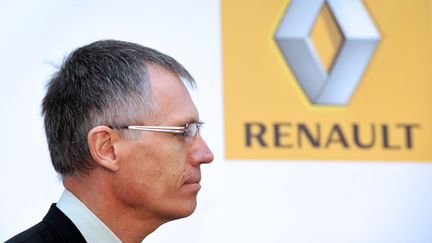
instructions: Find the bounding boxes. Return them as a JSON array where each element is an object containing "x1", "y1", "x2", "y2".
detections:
[{"x1": 190, "y1": 134, "x2": 214, "y2": 166}]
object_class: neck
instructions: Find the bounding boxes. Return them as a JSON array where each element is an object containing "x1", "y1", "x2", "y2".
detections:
[{"x1": 63, "y1": 169, "x2": 167, "y2": 243}]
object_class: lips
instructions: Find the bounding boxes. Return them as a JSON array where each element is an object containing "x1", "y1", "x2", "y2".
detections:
[
  {"x1": 183, "y1": 176, "x2": 202, "y2": 191},
  {"x1": 184, "y1": 177, "x2": 201, "y2": 184}
]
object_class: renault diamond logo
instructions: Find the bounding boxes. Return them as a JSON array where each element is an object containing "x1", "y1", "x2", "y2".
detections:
[{"x1": 275, "y1": 0, "x2": 380, "y2": 105}]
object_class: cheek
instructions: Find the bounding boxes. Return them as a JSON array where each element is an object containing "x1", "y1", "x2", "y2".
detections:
[
  {"x1": 155, "y1": 142, "x2": 189, "y2": 189},
  {"x1": 112, "y1": 165, "x2": 153, "y2": 208},
  {"x1": 114, "y1": 140, "x2": 189, "y2": 206}
]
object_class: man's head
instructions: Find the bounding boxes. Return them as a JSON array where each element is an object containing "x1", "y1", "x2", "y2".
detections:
[
  {"x1": 42, "y1": 40, "x2": 214, "y2": 227},
  {"x1": 42, "y1": 40, "x2": 196, "y2": 176}
]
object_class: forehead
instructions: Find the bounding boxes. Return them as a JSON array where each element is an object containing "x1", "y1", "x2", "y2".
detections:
[{"x1": 148, "y1": 66, "x2": 198, "y2": 124}]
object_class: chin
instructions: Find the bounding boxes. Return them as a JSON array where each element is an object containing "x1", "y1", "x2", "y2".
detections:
[{"x1": 165, "y1": 200, "x2": 198, "y2": 221}]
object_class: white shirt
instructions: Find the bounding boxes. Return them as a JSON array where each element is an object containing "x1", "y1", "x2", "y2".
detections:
[{"x1": 56, "y1": 189, "x2": 122, "y2": 243}]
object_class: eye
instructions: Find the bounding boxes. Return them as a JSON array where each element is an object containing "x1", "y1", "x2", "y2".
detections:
[
  {"x1": 183, "y1": 124, "x2": 194, "y2": 137},
  {"x1": 187, "y1": 122, "x2": 202, "y2": 136},
  {"x1": 177, "y1": 122, "x2": 203, "y2": 144}
]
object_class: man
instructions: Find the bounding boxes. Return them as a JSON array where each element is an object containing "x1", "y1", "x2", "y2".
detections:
[{"x1": 7, "y1": 40, "x2": 214, "y2": 243}]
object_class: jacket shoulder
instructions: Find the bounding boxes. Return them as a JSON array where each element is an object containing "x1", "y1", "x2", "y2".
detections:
[{"x1": 5, "y1": 221, "x2": 62, "y2": 243}]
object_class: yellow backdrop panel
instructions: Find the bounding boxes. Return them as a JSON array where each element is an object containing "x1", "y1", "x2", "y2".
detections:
[{"x1": 222, "y1": 0, "x2": 432, "y2": 161}]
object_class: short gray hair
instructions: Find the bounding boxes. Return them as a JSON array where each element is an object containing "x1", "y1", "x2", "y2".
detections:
[{"x1": 42, "y1": 40, "x2": 194, "y2": 176}]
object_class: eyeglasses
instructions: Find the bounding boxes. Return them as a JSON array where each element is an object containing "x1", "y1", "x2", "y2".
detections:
[{"x1": 110, "y1": 121, "x2": 203, "y2": 144}]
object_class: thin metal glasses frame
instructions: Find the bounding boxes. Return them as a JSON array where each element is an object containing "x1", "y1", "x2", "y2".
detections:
[{"x1": 110, "y1": 122, "x2": 203, "y2": 137}]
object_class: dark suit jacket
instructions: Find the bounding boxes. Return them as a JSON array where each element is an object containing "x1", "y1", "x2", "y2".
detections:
[{"x1": 5, "y1": 204, "x2": 86, "y2": 243}]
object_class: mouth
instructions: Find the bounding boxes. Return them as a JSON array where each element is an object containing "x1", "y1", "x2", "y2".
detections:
[
  {"x1": 183, "y1": 177, "x2": 202, "y2": 191},
  {"x1": 185, "y1": 177, "x2": 201, "y2": 184}
]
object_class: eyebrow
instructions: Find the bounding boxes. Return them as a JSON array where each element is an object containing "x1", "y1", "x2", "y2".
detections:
[
  {"x1": 175, "y1": 118, "x2": 201, "y2": 127},
  {"x1": 169, "y1": 114, "x2": 200, "y2": 126}
]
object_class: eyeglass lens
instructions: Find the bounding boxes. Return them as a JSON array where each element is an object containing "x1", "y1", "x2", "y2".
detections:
[{"x1": 184, "y1": 123, "x2": 201, "y2": 143}]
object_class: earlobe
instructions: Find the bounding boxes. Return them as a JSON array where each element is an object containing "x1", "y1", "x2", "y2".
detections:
[{"x1": 87, "y1": 126, "x2": 120, "y2": 172}]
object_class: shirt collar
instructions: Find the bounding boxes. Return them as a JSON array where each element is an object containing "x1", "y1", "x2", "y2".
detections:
[{"x1": 56, "y1": 189, "x2": 122, "y2": 243}]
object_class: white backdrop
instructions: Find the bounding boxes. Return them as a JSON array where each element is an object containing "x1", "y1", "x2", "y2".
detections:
[{"x1": 1, "y1": 1, "x2": 432, "y2": 243}]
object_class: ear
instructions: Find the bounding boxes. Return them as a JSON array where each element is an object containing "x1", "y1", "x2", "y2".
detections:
[{"x1": 87, "y1": 126, "x2": 120, "y2": 172}]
